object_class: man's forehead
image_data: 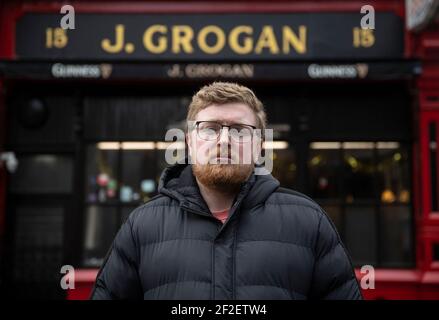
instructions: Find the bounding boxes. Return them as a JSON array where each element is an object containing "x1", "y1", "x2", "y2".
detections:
[{"x1": 195, "y1": 103, "x2": 256, "y2": 123}]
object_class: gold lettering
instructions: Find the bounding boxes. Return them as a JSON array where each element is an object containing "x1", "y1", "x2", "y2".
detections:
[
  {"x1": 353, "y1": 28, "x2": 375, "y2": 48},
  {"x1": 102, "y1": 24, "x2": 125, "y2": 53},
  {"x1": 282, "y1": 25, "x2": 306, "y2": 54},
  {"x1": 137, "y1": 23, "x2": 311, "y2": 56},
  {"x1": 255, "y1": 26, "x2": 279, "y2": 54},
  {"x1": 362, "y1": 29, "x2": 375, "y2": 47},
  {"x1": 143, "y1": 25, "x2": 167, "y2": 54},
  {"x1": 172, "y1": 25, "x2": 194, "y2": 54},
  {"x1": 46, "y1": 28, "x2": 68, "y2": 49},
  {"x1": 198, "y1": 25, "x2": 226, "y2": 54},
  {"x1": 229, "y1": 26, "x2": 253, "y2": 54},
  {"x1": 46, "y1": 28, "x2": 52, "y2": 48}
]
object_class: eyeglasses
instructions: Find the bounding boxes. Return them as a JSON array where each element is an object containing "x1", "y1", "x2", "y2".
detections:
[{"x1": 194, "y1": 121, "x2": 257, "y2": 143}]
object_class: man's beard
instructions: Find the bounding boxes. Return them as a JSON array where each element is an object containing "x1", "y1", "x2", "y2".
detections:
[{"x1": 192, "y1": 163, "x2": 254, "y2": 192}]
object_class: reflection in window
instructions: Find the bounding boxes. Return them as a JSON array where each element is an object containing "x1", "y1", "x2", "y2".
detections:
[
  {"x1": 309, "y1": 145, "x2": 340, "y2": 200},
  {"x1": 121, "y1": 149, "x2": 156, "y2": 203},
  {"x1": 308, "y1": 141, "x2": 413, "y2": 267},
  {"x1": 85, "y1": 145, "x2": 118, "y2": 203},
  {"x1": 377, "y1": 146, "x2": 411, "y2": 205},
  {"x1": 85, "y1": 142, "x2": 173, "y2": 204},
  {"x1": 82, "y1": 141, "x2": 185, "y2": 267},
  {"x1": 344, "y1": 146, "x2": 375, "y2": 202},
  {"x1": 270, "y1": 143, "x2": 297, "y2": 189}
]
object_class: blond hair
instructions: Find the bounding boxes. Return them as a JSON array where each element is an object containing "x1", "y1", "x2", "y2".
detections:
[{"x1": 187, "y1": 82, "x2": 266, "y2": 130}]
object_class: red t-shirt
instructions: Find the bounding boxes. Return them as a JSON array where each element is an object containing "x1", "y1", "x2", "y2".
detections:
[{"x1": 211, "y1": 209, "x2": 229, "y2": 224}]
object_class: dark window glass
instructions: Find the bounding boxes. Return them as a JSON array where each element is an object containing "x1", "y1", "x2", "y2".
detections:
[
  {"x1": 121, "y1": 206, "x2": 138, "y2": 225},
  {"x1": 377, "y1": 145, "x2": 411, "y2": 205},
  {"x1": 321, "y1": 205, "x2": 342, "y2": 235},
  {"x1": 15, "y1": 206, "x2": 63, "y2": 249},
  {"x1": 83, "y1": 205, "x2": 119, "y2": 267},
  {"x1": 11, "y1": 206, "x2": 64, "y2": 299},
  {"x1": 308, "y1": 141, "x2": 413, "y2": 267},
  {"x1": 9, "y1": 154, "x2": 73, "y2": 194},
  {"x1": 343, "y1": 144, "x2": 375, "y2": 202},
  {"x1": 121, "y1": 148, "x2": 157, "y2": 203},
  {"x1": 345, "y1": 205, "x2": 377, "y2": 266},
  {"x1": 271, "y1": 147, "x2": 297, "y2": 189},
  {"x1": 85, "y1": 144, "x2": 119, "y2": 203},
  {"x1": 308, "y1": 144, "x2": 340, "y2": 200},
  {"x1": 380, "y1": 206, "x2": 413, "y2": 267},
  {"x1": 157, "y1": 143, "x2": 185, "y2": 181},
  {"x1": 83, "y1": 142, "x2": 166, "y2": 267}
]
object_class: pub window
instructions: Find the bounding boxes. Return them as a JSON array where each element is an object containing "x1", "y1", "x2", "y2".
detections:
[
  {"x1": 5, "y1": 153, "x2": 72, "y2": 298},
  {"x1": 308, "y1": 141, "x2": 413, "y2": 268},
  {"x1": 83, "y1": 206, "x2": 119, "y2": 267},
  {"x1": 308, "y1": 144, "x2": 342, "y2": 231},
  {"x1": 10, "y1": 154, "x2": 73, "y2": 194},
  {"x1": 270, "y1": 142, "x2": 297, "y2": 191},
  {"x1": 82, "y1": 141, "x2": 185, "y2": 266}
]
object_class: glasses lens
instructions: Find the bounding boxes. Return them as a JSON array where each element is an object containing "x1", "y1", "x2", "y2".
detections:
[
  {"x1": 198, "y1": 122, "x2": 221, "y2": 140},
  {"x1": 230, "y1": 126, "x2": 253, "y2": 143}
]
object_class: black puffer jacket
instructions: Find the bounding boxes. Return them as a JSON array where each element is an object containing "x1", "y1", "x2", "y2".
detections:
[{"x1": 91, "y1": 164, "x2": 362, "y2": 300}]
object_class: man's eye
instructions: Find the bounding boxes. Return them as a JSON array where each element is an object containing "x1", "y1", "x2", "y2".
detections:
[
  {"x1": 199, "y1": 127, "x2": 218, "y2": 136},
  {"x1": 202, "y1": 125, "x2": 219, "y2": 131},
  {"x1": 231, "y1": 127, "x2": 251, "y2": 135}
]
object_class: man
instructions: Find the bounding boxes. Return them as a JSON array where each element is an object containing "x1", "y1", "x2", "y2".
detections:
[{"x1": 91, "y1": 82, "x2": 362, "y2": 300}]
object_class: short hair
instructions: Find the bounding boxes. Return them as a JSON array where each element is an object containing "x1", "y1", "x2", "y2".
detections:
[{"x1": 187, "y1": 82, "x2": 266, "y2": 130}]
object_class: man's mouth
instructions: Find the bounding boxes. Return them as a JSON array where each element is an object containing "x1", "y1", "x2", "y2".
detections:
[{"x1": 211, "y1": 155, "x2": 234, "y2": 163}]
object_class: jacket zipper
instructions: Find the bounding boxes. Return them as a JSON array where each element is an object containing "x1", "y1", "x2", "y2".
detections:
[{"x1": 182, "y1": 198, "x2": 246, "y2": 300}]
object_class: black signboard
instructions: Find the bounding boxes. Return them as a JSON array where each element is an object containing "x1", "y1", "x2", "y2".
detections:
[
  {"x1": 0, "y1": 61, "x2": 419, "y2": 81},
  {"x1": 15, "y1": 13, "x2": 404, "y2": 61}
]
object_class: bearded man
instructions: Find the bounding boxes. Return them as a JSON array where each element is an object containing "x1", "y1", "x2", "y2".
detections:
[{"x1": 91, "y1": 82, "x2": 362, "y2": 300}]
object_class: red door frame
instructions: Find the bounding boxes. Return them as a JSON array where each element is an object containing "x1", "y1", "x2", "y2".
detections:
[{"x1": 419, "y1": 110, "x2": 439, "y2": 273}]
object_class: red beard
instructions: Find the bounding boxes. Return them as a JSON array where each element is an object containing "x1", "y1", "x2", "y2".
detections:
[{"x1": 192, "y1": 163, "x2": 253, "y2": 192}]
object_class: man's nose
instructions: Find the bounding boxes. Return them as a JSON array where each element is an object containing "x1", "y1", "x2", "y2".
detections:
[{"x1": 218, "y1": 127, "x2": 230, "y2": 145}]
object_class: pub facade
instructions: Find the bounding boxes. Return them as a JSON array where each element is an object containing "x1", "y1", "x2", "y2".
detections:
[{"x1": 0, "y1": 0, "x2": 438, "y2": 299}]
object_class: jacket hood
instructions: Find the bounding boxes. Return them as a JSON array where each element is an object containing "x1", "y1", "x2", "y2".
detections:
[{"x1": 158, "y1": 163, "x2": 280, "y2": 214}]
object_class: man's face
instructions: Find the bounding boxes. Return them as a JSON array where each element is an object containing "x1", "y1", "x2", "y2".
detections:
[{"x1": 187, "y1": 103, "x2": 260, "y2": 190}]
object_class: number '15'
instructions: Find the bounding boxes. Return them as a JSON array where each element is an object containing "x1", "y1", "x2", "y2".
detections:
[
  {"x1": 353, "y1": 27, "x2": 374, "y2": 48},
  {"x1": 46, "y1": 27, "x2": 68, "y2": 48}
]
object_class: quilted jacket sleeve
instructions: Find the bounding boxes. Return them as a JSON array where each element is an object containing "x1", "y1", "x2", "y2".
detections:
[
  {"x1": 309, "y1": 211, "x2": 363, "y2": 300},
  {"x1": 90, "y1": 214, "x2": 142, "y2": 300}
]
